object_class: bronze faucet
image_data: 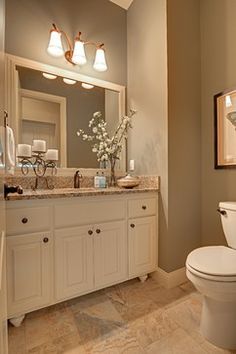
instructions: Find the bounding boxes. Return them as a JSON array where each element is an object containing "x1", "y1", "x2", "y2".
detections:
[{"x1": 74, "y1": 170, "x2": 82, "y2": 188}]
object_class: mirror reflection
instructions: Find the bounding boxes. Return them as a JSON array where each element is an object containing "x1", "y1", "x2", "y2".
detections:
[{"x1": 16, "y1": 66, "x2": 120, "y2": 168}]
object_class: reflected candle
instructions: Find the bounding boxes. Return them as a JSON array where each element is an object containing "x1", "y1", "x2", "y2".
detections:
[
  {"x1": 45, "y1": 149, "x2": 58, "y2": 161},
  {"x1": 17, "y1": 144, "x2": 31, "y2": 157},
  {"x1": 32, "y1": 140, "x2": 46, "y2": 152}
]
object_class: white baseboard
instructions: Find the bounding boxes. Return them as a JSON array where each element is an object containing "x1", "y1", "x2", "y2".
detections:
[{"x1": 151, "y1": 267, "x2": 188, "y2": 289}]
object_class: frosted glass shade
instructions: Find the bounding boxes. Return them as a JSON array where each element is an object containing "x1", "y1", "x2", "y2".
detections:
[
  {"x1": 47, "y1": 30, "x2": 64, "y2": 57},
  {"x1": 71, "y1": 40, "x2": 87, "y2": 65},
  {"x1": 93, "y1": 48, "x2": 107, "y2": 72},
  {"x1": 63, "y1": 78, "x2": 76, "y2": 85}
]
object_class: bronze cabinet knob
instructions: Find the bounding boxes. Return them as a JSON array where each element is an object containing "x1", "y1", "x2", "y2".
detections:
[
  {"x1": 130, "y1": 223, "x2": 135, "y2": 228},
  {"x1": 96, "y1": 229, "x2": 101, "y2": 234},
  {"x1": 88, "y1": 230, "x2": 93, "y2": 235},
  {"x1": 22, "y1": 217, "x2": 28, "y2": 224},
  {"x1": 142, "y1": 205, "x2": 147, "y2": 210},
  {"x1": 43, "y1": 237, "x2": 49, "y2": 243}
]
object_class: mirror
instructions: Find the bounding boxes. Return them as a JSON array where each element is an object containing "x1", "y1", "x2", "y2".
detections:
[
  {"x1": 214, "y1": 88, "x2": 236, "y2": 168},
  {"x1": 6, "y1": 55, "x2": 125, "y2": 170}
]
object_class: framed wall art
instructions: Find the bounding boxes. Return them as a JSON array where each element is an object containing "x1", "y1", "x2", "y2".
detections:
[{"x1": 214, "y1": 88, "x2": 236, "y2": 168}]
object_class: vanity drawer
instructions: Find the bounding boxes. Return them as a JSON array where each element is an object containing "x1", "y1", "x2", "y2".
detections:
[
  {"x1": 6, "y1": 206, "x2": 51, "y2": 235},
  {"x1": 55, "y1": 200, "x2": 125, "y2": 228},
  {"x1": 128, "y1": 197, "x2": 156, "y2": 218}
]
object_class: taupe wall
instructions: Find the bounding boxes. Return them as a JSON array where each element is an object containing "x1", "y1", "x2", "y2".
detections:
[
  {"x1": 167, "y1": 0, "x2": 201, "y2": 271},
  {"x1": 5, "y1": 0, "x2": 127, "y2": 86},
  {"x1": 127, "y1": 0, "x2": 201, "y2": 272},
  {"x1": 200, "y1": 0, "x2": 236, "y2": 246},
  {"x1": 127, "y1": 0, "x2": 169, "y2": 269}
]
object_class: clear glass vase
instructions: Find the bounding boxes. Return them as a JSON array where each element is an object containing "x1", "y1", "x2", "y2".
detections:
[{"x1": 109, "y1": 157, "x2": 116, "y2": 187}]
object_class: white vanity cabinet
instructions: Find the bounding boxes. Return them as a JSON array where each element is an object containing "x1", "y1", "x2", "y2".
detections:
[
  {"x1": 6, "y1": 192, "x2": 158, "y2": 321},
  {"x1": 7, "y1": 232, "x2": 53, "y2": 317},
  {"x1": 55, "y1": 225, "x2": 94, "y2": 301},
  {"x1": 55, "y1": 220, "x2": 127, "y2": 301},
  {"x1": 128, "y1": 197, "x2": 157, "y2": 278}
]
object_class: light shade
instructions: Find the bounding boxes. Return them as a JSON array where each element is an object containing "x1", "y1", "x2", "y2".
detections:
[
  {"x1": 71, "y1": 40, "x2": 87, "y2": 65},
  {"x1": 42, "y1": 72, "x2": 57, "y2": 80},
  {"x1": 63, "y1": 78, "x2": 77, "y2": 85},
  {"x1": 81, "y1": 83, "x2": 94, "y2": 90},
  {"x1": 47, "y1": 30, "x2": 64, "y2": 57},
  {"x1": 93, "y1": 48, "x2": 107, "y2": 72}
]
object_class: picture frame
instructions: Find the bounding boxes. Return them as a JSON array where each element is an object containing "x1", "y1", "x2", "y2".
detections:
[{"x1": 214, "y1": 87, "x2": 236, "y2": 169}]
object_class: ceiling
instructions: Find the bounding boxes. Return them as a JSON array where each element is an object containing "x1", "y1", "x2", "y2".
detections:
[{"x1": 109, "y1": 0, "x2": 133, "y2": 10}]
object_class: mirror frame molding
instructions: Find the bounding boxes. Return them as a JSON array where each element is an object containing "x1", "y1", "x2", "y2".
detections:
[{"x1": 5, "y1": 54, "x2": 126, "y2": 172}]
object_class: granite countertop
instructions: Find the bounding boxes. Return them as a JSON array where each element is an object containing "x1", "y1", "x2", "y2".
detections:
[{"x1": 6, "y1": 186, "x2": 159, "y2": 201}]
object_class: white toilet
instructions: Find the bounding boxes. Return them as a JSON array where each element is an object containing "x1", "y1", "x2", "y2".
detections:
[{"x1": 186, "y1": 201, "x2": 236, "y2": 350}]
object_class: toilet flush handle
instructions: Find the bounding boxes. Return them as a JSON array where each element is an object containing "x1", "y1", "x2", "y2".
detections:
[{"x1": 217, "y1": 208, "x2": 227, "y2": 216}]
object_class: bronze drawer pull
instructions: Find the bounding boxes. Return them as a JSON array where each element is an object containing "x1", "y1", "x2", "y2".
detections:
[
  {"x1": 43, "y1": 237, "x2": 49, "y2": 243},
  {"x1": 22, "y1": 217, "x2": 28, "y2": 224},
  {"x1": 96, "y1": 229, "x2": 101, "y2": 234},
  {"x1": 142, "y1": 205, "x2": 147, "y2": 210},
  {"x1": 130, "y1": 223, "x2": 135, "y2": 228},
  {"x1": 88, "y1": 230, "x2": 93, "y2": 235}
]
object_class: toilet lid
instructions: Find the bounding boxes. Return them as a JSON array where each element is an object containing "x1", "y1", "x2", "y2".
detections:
[{"x1": 186, "y1": 246, "x2": 236, "y2": 277}]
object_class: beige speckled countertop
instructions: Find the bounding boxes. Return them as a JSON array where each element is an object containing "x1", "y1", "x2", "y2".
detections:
[{"x1": 6, "y1": 186, "x2": 159, "y2": 201}]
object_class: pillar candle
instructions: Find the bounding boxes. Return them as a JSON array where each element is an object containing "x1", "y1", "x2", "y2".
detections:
[
  {"x1": 32, "y1": 140, "x2": 46, "y2": 152},
  {"x1": 45, "y1": 149, "x2": 58, "y2": 161},
  {"x1": 17, "y1": 144, "x2": 32, "y2": 157}
]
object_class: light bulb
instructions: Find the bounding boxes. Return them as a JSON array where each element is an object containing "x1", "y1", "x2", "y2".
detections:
[
  {"x1": 47, "y1": 30, "x2": 64, "y2": 57},
  {"x1": 93, "y1": 48, "x2": 108, "y2": 72},
  {"x1": 71, "y1": 40, "x2": 87, "y2": 65},
  {"x1": 63, "y1": 78, "x2": 77, "y2": 85},
  {"x1": 81, "y1": 83, "x2": 94, "y2": 89},
  {"x1": 42, "y1": 72, "x2": 57, "y2": 80}
]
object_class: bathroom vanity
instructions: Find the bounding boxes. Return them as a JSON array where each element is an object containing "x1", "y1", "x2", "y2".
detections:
[{"x1": 5, "y1": 188, "x2": 158, "y2": 324}]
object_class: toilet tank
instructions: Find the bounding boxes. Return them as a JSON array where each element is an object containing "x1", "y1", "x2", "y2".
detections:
[{"x1": 219, "y1": 202, "x2": 236, "y2": 249}]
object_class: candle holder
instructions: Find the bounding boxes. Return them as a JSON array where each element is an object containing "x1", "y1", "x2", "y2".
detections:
[{"x1": 18, "y1": 151, "x2": 57, "y2": 178}]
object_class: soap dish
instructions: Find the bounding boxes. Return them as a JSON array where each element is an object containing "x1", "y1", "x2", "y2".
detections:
[{"x1": 117, "y1": 174, "x2": 140, "y2": 189}]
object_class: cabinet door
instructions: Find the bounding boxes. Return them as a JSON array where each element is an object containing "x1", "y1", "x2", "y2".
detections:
[
  {"x1": 128, "y1": 216, "x2": 157, "y2": 278},
  {"x1": 7, "y1": 232, "x2": 52, "y2": 317},
  {"x1": 55, "y1": 226, "x2": 93, "y2": 301},
  {"x1": 94, "y1": 221, "x2": 127, "y2": 288}
]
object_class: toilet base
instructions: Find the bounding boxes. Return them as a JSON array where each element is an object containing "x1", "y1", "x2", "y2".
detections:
[{"x1": 201, "y1": 296, "x2": 236, "y2": 350}]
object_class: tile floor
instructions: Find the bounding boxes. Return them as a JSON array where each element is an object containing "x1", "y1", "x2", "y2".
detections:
[{"x1": 8, "y1": 278, "x2": 236, "y2": 354}]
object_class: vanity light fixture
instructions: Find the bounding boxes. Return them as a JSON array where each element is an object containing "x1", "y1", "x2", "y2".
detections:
[
  {"x1": 42, "y1": 72, "x2": 57, "y2": 80},
  {"x1": 81, "y1": 83, "x2": 94, "y2": 90},
  {"x1": 63, "y1": 78, "x2": 77, "y2": 85},
  {"x1": 47, "y1": 23, "x2": 108, "y2": 72}
]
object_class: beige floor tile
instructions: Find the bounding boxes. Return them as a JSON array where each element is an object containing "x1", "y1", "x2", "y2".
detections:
[
  {"x1": 112, "y1": 298, "x2": 160, "y2": 323},
  {"x1": 47, "y1": 308, "x2": 78, "y2": 340},
  {"x1": 27, "y1": 340, "x2": 58, "y2": 354},
  {"x1": 10, "y1": 279, "x2": 234, "y2": 354},
  {"x1": 52, "y1": 333, "x2": 86, "y2": 354},
  {"x1": 25, "y1": 315, "x2": 51, "y2": 350},
  {"x1": 165, "y1": 293, "x2": 203, "y2": 344},
  {"x1": 200, "y1": 338, "x2": 236, "y2": 354},
  {"x1": 146, "y1": 327, "x2": 207, "y2": 354},
  {"x1": 128, "y1": 307, "x2": 178, "y2": 348},
  {"x1": 85, "y1": 328, "x2": 146, "y2": 354}
]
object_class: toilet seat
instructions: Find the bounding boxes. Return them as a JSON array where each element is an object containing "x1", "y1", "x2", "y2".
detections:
[{"x1": 186, "y1": 246, "x2": 236, "y2": 282}]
